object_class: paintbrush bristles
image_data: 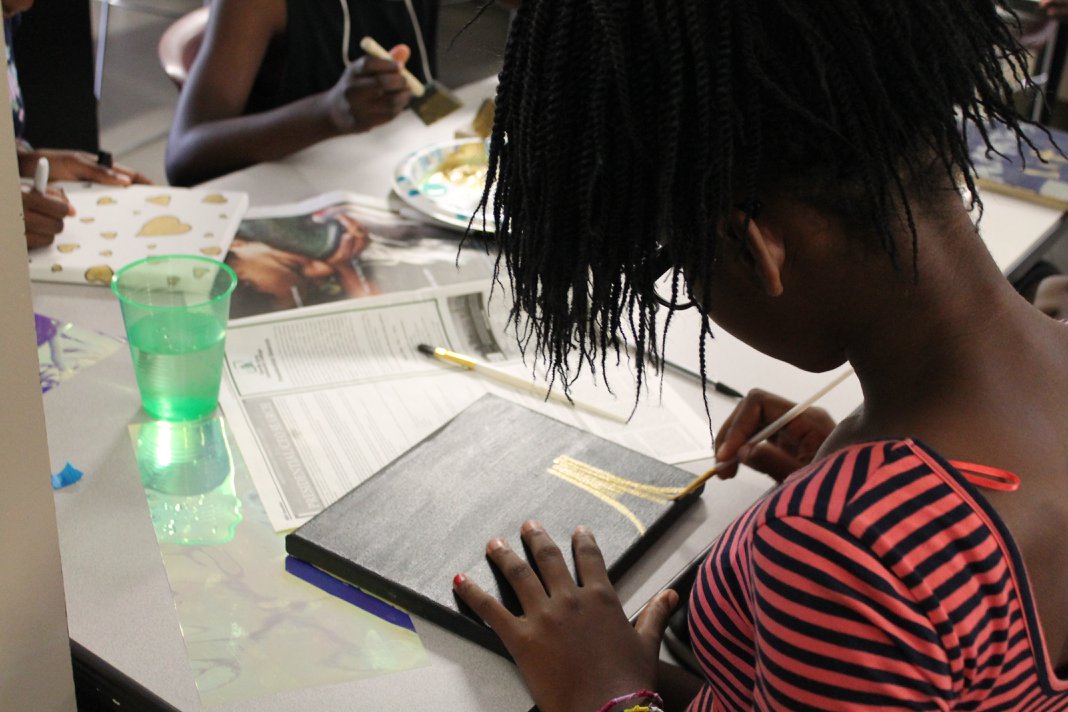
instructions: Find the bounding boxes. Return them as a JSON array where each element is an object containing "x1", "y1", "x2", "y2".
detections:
[
  {"x1": 357, "y1": 36, "x2": 462, "y2": 125},
  {"x1": 411, "y1": 82, "x2": 463, "y2": 125}
]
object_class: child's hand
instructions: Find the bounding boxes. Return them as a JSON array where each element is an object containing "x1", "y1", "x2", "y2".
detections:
[
  {"x1": 19, "y1": 148, "x2": 151, "y2": 186},
  {"x1": 713, "y1": 389, "x2": 835, "y2": 482},
  {"x1": 326, "y1": 45, "x2": 413, "y2": 132},
  {"x1": 21, "y1": 184, "x2": 75, "y2": 249},
  {"x1": 453, "y1": 521, "x2": 677, "y2": 712}
]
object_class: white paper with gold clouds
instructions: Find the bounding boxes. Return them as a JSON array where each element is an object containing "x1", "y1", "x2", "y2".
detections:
[{"x1": 27, "y1": 183, "x2": 249, "y2": 286}]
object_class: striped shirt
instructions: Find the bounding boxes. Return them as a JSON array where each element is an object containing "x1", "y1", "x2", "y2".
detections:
[{"x1": 687, "y1": 439, "x2": 1068, "y2": 711}]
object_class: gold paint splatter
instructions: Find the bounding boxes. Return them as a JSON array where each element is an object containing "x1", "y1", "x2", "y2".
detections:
[
  {"x1": 84, "y1": 265, "x2": 114, "y2": 285},
  {"x1": 200, "y1": 246, "x2": 222, "y2": 256},
  {"x1": 146, "y1": 244, "x2": 157, "y2": 250},
  {"x1": 99, "y1": 250, "x2": 113, "y2": 257},
  {"x1": 57, "y1": 244, "x2": 80, "y2": 253},
  {"x1": 79, "y1": 217, "x2": 95, "y2": 223},
  {"x1": 51, "y1": 264, "x2": 62, "y2": 273},
  {"x1": 96, "y1": 196, "x2": 117, "y2": 206},
  {"x1": 137, "y1": 216, "x2": 192, "y2": 237},
  {"x1": 100, "y1": 231, "x2": 118, "y2": 239},
  {"x1": 193, "y1": 267, "x2": 209, "y2": 278},
  {"x1": 201, "y1": 194, "x2": 227, "y2": 204},
  {"x1": 146, "y1": 194, "x2": 172, "y2": 206}
]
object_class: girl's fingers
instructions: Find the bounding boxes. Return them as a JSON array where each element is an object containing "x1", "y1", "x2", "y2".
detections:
[
  {"x1": 743, "y1": 442, "x2": 803, "y2": 483},
  {"x1": 571, "y1": 526, "x2": 611, "y2": 588},
  {"x1": 486, "y1": 536, "x2": 550, "y2": 605},
  {"x1": 520, "y1": 521, "x2": 575, "y2": 596},
  {"x1": 633, "y1": 589, "x2": 679, "y2": 646},
  {"x1": 452, "y1": 572, "x2": 515, "y2": 633}
]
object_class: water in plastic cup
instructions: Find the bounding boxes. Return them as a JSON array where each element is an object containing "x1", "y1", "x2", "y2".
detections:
[{"x1": 112, "y1": 256, "x2": 237, "y2": 421}]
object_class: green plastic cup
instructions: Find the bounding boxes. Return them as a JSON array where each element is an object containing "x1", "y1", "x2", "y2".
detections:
[{"x1": 112, "y1": 256, "x2": 237, "y2": 421}]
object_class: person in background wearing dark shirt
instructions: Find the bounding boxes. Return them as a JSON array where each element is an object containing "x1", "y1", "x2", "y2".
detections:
[{"x1": 165, "y1": 0, "x2": 439, "y2": 186}]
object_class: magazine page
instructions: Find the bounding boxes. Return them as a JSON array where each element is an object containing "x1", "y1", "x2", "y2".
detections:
[{"x1": 225, "y1": 191, "x2": 496, "y2": 321}]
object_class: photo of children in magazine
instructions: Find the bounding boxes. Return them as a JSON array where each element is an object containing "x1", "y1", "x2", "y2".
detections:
[{"x1": 226, "y1": 192, "x2": 496, "y2": 319}]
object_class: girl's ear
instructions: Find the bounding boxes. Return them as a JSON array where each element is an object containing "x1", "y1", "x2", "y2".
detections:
[{"x1": 732, "y1": 208, "x2": 785, "y2": 297}]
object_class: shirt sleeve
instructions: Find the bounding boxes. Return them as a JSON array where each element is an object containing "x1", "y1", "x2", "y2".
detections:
[{"x1": 747, "y1": 515, "x2": 955, "y2": 711}]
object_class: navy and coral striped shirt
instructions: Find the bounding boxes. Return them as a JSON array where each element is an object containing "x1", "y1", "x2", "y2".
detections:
[{"x1": 687, "y1": 439, "x2": 1068, "y2": 710}]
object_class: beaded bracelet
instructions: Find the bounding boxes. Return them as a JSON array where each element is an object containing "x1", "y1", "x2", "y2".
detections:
[{"x1": 595, "y1": 689, "x2": 666, "y2": 712}]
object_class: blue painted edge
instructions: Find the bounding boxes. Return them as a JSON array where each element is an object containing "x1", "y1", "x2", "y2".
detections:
[{"x1": 284, "y1": 555, "x2": 416, "y2": 633}]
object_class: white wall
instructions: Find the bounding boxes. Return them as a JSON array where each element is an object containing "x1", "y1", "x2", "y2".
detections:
[{"x1": 0, "y1": 27, "x2": 77, "y2": 712}]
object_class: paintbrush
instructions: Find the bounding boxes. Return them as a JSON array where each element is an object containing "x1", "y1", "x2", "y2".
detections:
[
  {"x1": 416, "y1": 344, "x2": 629, "y2": 424},
  {"x1": 360, "y1": 36, "x2": 462, "y2": 125},
  {"x1": 672, "y1": 368, "x2": 855, "y2": 500}
]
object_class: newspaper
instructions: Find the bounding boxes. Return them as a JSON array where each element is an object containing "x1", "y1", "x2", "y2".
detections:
[
  {"x1": 223, "y1": 190, "x2": 494, "y2": 320},
  {"x1": 219, "y1": 194, "x2": 712, "y2": 532}
]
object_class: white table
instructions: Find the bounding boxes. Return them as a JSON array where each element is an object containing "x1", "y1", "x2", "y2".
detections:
[{"x1": 37, "y1": 76, "x2": 1067, "y2": 711}]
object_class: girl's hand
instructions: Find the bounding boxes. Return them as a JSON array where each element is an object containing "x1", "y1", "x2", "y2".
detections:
[
  {"x1": 19, "y1": 149, "x2": 151, "y2": 186},
  {"x1": 453, "y1": 521, "x2": 678, "y2": 712},
  {"x1": 326, "y1": 45, "x2": 413, "y2": 132},
  {"x1": 21, "y1": 184, "x2": 75, "y2": 249},
  {"x1": 713, "y1": 388, "x2": 835, "y2": 482}
]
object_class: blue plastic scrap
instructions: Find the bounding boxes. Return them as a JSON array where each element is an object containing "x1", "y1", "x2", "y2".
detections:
[{"x1": 51, "y1": 462, "x2": 84, "y2": 490}]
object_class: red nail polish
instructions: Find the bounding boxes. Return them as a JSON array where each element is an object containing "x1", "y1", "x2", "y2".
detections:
[{"x1": 453, "y1": 573, "x2": 466, "y2": 588}]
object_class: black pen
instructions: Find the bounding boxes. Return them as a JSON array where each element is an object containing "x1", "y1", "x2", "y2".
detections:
[
  {"x1": 608, "y1": 336, "x2": 746, "y2": 399},
  {"x1": 657, "y1": 357, "x2": 745, "y2": 399}
]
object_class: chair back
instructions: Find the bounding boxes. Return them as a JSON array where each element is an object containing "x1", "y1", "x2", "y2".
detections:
[{"x1": 158, "y1": 6, "x2": 210, "y2": 90}]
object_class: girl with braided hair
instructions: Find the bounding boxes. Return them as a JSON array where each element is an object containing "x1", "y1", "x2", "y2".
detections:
[{"x1": 450, "y1": 0, "x2": 1068, "y2": 710}]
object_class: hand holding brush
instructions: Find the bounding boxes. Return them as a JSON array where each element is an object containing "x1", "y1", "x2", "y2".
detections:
[
  {"x1": 673, "y1": 369, "x2": 852, "y2": 499},
  {"x1": 326, "y1": 48, "x2": 416, "y2": 132},
  {"x1": 360, "y1": 36, "x2": 462, "y2": 125}
]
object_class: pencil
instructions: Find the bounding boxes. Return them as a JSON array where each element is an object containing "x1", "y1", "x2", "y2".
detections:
[
  {"x1": 656, "y1": 357, "x2": 744, "y2": 399},
  {"x1": 672, "y1": 368, "x2": 855, "y2": 499},
  {"x1": 416, "y1": 344, "x2": 629, "y2": 424},
  {"x1": 608, "y1": 336, "x2": 744, "y2": 399}
]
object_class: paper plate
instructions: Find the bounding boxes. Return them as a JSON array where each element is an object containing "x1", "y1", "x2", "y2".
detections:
[{"x1": 392, "y1": 138, "x2": 495, "y2": 233}]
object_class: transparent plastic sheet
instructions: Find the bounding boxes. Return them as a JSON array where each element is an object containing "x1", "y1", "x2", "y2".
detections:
[
  {"x1": 128, "y1": 414, "x2": 428, "y2": 706},
  {"x1": 35, "y1": 312, "x2": 122, "y2": 393}
]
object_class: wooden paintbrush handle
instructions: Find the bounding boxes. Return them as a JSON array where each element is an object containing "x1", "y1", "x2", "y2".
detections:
[{"x1": 359, "y1": 36, "x2": 426, "y2": 97}]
